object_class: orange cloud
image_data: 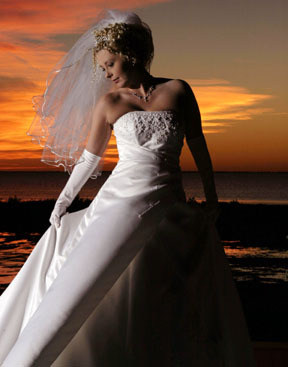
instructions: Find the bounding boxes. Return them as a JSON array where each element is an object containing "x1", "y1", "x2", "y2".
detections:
[
  {"x1": 0, "y1": 74, "x2": 118, "y2": 169},
  {"x1": 186, "y1": 79, "x2": 274, "y2": 133},
  {"x1": 0, "y1": 0, "x2": 171, "y2": 81},
  {"x1": 0, "y1": 76, "x2": 275, "y2": 171},
  {"x1": 0, "y1": 0, "x2": 169, "y2": 35}
]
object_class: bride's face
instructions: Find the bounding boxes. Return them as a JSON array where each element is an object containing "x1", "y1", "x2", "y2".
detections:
[{"x1": 96, "y1": 49, "x2": 133, "y2": 88}]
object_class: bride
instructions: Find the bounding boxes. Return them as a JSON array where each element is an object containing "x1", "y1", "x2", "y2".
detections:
[{"x1": 0, "y1": 9, "x2": 255, "y2": 367}]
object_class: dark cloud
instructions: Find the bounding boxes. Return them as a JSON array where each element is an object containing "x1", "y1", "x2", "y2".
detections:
[
  {"x1": 0, "y1": 75, "x2": 38, "y2": 91},
  {"x1": 0, "y1": 158, "x2": 59, "y2": 170},
  {"x1": 17, "y1": 36, "x2": 45, "y2": 45},
  {"x1": 49, "y1": 33, "x2": 83, "y2": 51},
  {"x1": 0, "y1": 95, "x2": 14, "y2": 103},
  {"x1": 0, "y1": 8, "x2": 39, "y2": 21},
  {"x1": 106, "y1": 143, "x2": 117, "y2": 149},
  {"x1": 0, "y1": 148, "x2": 42, "y2": 154},
  {"x1": 0, "y1": 41, "x2": 17, "y2": 50}
]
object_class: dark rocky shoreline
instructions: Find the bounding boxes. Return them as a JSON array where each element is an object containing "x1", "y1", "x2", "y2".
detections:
[{"x1": 1, "y1": 197, "x2": 287, "y2": 247}]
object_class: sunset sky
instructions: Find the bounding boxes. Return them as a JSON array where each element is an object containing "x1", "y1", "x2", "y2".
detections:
[{"x1": 0, "y1": 0, "x2": 287, "y2": 172}]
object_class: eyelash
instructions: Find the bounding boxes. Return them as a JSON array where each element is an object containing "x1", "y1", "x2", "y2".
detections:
[{"x1": 100, "y1": 63, "x2": 113, "y2": 72}]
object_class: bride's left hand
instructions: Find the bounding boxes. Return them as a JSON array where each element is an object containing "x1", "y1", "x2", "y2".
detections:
[{"x1": 204, "y1": 201, "x2": 221, "y2": 223}]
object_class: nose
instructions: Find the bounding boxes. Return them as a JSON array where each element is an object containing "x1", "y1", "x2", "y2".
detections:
[{"x1": 105, "y1": 70, "x2": 112, "y2": 79}]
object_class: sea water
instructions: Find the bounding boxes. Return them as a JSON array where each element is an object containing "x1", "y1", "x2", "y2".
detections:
[{"x1": 0, "y1": 171, "x2": 287, "y2": 204}]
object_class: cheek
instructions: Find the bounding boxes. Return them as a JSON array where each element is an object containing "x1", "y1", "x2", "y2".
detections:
[{"x1": 120, "y1": 59, "x2": 131, "y2": 72}]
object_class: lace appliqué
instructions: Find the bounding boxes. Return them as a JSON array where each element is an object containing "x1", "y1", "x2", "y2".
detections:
[
  {"x1": 135, "y1": 111, "x2": 179, "y2": 144},
  {"x1": 114, "y1": 110, "x2": 183, "y2": 145}
]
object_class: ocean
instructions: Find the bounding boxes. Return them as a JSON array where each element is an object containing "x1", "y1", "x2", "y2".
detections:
[{"x1": 0, "y1": 171, "x2": 287, "y2": 204}]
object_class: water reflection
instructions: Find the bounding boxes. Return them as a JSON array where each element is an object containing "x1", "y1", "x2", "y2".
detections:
[
  {"x1": 0, "y1": 232, "x2": 40, "y2": 285},
  {"x1": 223, "y1": 242, "x2": 288, "y2": 284},
  {"x1": 0, "y1": 233, "x2": 287, "y2": 290}
]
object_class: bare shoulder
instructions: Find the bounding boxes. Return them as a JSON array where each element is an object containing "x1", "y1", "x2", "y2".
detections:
[
  {"x1": 93, "y1": 92, "x2": 118, "y2": 123},
  {"x1": 167, "y1": 78, "x2": 193, "y2": 95},
  {"x1": 155, "y1": 78, "x2": 190, "y2": 91},
  {"x1": 95, "y1": 92, "x2": 117, "y2": 111},
  {"x1": 155, "y1": 78, "x2": 195, "y2": 103},
  {"x1": 169, "y1": 79, "x2": 198, "y2": 109}
]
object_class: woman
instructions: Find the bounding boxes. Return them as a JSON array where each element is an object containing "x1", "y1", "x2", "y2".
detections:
[{"x1": 0, "y1": 9, "x2": 255, "y2": 366}]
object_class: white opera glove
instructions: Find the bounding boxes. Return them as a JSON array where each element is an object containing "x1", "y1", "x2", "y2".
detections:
[
  {"x1": 186, "y1": 134, "x2": 220, "y2": 222},
  {"x1": 49, "y1": 149, "x2": 101, "y2": 228}
]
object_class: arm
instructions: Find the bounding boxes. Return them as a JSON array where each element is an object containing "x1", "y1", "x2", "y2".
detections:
[
  {"x1": 49, "y1": 95, "x2": 112, "y2": 228},
  {"x1": 186, "y1": 134, "x2": 218, "y2": 205},
  {"x1": 178, "y1": 80, "x2": 219, "y2": 219}
]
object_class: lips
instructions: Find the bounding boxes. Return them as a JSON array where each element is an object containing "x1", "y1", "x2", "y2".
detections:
[{"x1": 113, "y1": 78, "x2": 119, "y2": 83}]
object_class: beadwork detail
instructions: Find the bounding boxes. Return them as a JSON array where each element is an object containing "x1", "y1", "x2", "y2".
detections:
[{"x1": 114, "y1": 110, "x2": 183, "y2": 145}]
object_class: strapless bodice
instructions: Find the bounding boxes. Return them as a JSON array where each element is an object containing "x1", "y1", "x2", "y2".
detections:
[
  {"x1": 110, "y1": 110, "x2": 186, "y2": 201},
  {"x1": 113, "y1": 110, "x2": 184, "y2": 166}
]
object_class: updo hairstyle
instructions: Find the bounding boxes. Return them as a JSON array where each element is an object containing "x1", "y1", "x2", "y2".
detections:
[{"x1": 93, "y1": 22, "x2": 154, "y2": 72}]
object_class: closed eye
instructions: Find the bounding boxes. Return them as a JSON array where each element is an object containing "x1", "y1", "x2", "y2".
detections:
[{"x1": 100, "y1": 63, "x2": 114, "y2": 72}]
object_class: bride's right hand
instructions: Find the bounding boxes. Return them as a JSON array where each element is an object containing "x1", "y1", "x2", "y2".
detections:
[{"x1": 49, "y1": 204, "x2": 67, "y2": 228}]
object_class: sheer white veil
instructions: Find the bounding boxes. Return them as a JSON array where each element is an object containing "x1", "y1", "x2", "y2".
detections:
[{"x1": 27, "y1": 9, "x2": 150, "y2": 177}]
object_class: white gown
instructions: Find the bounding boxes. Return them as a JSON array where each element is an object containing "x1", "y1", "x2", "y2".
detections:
[{"x1": 0, "y1": 110, "x2": 255, "y2": 366}]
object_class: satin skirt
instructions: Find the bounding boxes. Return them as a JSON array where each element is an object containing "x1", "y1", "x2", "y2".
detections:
[{"x1": 0, "y1": 160, "x2": 255, "y2": 366}]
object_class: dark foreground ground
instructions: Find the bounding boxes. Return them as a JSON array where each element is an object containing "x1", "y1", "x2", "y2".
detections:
[
  {"x1": 0, "y1": 197, "x2": 287, "y2": 346},
  {"x1": 1, "y1": 197, "x2": 287, "y2": 246}
]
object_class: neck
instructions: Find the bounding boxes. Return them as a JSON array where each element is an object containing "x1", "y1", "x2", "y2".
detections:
[{"x1": 126, "y1": 67, "x2": 155, "y2": 94}]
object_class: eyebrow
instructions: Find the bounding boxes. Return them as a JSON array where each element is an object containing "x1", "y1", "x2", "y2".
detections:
[{"x1": 99, "y1": 59, "x2": 114, "y2": 68}]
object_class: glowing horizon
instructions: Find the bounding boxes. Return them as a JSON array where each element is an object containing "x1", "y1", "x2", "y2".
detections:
[{"x1": 0, "y1": 0, "x2": 287, "y2": 172}]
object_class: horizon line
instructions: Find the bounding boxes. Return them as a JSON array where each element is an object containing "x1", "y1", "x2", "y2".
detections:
[{"x1": 0, "y1": 170, "x2": 287, "y2": 174}]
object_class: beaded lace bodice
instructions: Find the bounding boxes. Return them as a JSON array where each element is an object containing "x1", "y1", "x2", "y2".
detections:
[{"x1": 113, "y1": 110, "x2": 184, "y2": 157}]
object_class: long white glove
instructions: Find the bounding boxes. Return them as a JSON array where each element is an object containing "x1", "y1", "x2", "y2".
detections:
[
  {"x1": 49, "y1": 149, "x2": 101, "y2": 228},
  {"x1": 186, "y1": 134, "x2": 220, "y2": 222}
]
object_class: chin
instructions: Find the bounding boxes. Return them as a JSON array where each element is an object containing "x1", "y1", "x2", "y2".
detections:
[
  {"x1": 120, "y1": 79, "x2": 129, "y2": 87},
  {"x1": 114, "y1": 79, "x2": 122, "y2": 86}
]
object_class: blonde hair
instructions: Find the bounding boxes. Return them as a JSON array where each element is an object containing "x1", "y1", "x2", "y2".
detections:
[{"x1": 93, "y1": 22, "x2": 154, "y2": 73}]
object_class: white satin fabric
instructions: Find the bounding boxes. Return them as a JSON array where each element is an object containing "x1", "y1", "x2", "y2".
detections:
[{"x1": 0, "y1": 110, "x2": 255, "y2": 366}]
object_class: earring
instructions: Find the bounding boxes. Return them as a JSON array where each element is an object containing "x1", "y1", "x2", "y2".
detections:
[{"x1": 131, "y1": 57, "x2": 136, "y2": 67}]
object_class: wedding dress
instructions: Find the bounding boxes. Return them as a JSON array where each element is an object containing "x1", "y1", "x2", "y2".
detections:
[{"x1": 0, "y1": 110, "x2": 255, "y2": 366}]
